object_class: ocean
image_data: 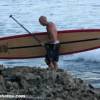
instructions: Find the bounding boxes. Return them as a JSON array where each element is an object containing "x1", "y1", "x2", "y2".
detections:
[{"x1": 0, "y1": 0, "x2": 100, "y2": 88}]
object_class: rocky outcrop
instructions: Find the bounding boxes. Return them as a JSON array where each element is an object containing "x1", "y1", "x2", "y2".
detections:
[{"x1": 0, "y1": 65, "x2": 99, "y2": 100}]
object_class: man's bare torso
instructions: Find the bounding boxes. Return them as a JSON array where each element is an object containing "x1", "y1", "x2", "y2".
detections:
[{"x1": 46, "y1": 22, "x2": 58, "y2": 43}]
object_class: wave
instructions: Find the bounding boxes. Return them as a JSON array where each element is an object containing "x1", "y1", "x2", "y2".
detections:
[{"x1": 63, "y1": 48, "x2": 100, "y2": 63}]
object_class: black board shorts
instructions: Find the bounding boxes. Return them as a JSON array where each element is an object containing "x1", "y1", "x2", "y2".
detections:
[{"x1": 45, "y1": 43, "x2": 60, "y2": 65}]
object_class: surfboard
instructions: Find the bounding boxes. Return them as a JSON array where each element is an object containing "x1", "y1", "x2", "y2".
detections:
[{"x1": 0, "y1": 29, "x2": 100, "y2": 59}]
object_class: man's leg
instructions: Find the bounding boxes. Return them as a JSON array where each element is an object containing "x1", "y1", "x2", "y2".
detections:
[
  {"x1": 45, "y1": 43, "x2": 56, "y2": 69},
  {"x1": 52, "y1": 61, "x2": 58, "y2": 70},
  {"x1": 48, "y1": 62, "x2": 54, "y2": 69},
  {"x1": 45, "y1": 58, "x2": 54, "y2": 69},
  {"x1": 52, "y1": 43, "x2": 60, "y2": 70}
]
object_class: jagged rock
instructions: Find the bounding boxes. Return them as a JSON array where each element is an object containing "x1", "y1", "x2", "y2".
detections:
[
  {"x1": 0, "y1": 66, "x2": 99, "y2": 100},
  {"x1": 0, "y1": 75, "x2": 7, "y2": 94},
  {"x1": 0, "y1": 65, "x2": 4, "y2": 71}
]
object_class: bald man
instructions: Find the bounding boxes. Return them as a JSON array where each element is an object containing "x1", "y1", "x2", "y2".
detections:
[{"x1": 39, "y1": 16, "x2": 60, "y2": 70}]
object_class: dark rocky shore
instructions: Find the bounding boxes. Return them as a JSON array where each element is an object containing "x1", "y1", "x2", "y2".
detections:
[{"x1": 0, "y1": 65, "x2": 99, "y2": 100}]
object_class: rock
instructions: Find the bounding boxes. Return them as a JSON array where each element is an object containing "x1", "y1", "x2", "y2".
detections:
[
  {"x1": 0, "y1": 66, "x2": 99, "y2": 100},
  {"x1": 0, "y1": 75, "x2": 7, "y2": 94},
  {"x1": 55, "y1": 98, "x2": 63, "y2": 100},
  {"x1": 0, "y1": 65, "x2": 4, "y2": 71}
]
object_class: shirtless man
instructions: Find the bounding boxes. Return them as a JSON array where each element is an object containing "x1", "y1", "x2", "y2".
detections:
[{"x1": 39, "y1": 16, "x2": 60, "y2": 70}]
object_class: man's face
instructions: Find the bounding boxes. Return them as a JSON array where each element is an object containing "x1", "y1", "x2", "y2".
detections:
[
  {"x1": 39, "y1": 16, "x2": 47, "y2": 26},
  {"x1": 39, "y1": 20, "x2": 46, "y2": 26}
]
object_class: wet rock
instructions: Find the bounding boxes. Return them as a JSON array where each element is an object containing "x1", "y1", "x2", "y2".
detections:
[
  {"x1": 0, "y1": 75, "x2": 7, "y2": 94},
  {"x1": 0, "y1": 66, "x2": 99, "y2": 100},
  {"x1": 0, "y1": 65, "x2": 4, "y2": 71}
]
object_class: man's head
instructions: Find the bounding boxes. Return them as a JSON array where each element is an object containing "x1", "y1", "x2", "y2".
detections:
[{"x1": 39, "y1": 16, "x2": 48, "y2": 26}]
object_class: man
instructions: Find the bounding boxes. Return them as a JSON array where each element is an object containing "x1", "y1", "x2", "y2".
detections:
[{"x1": 39, "y1": 16, "x2": 60, "y2": 70}]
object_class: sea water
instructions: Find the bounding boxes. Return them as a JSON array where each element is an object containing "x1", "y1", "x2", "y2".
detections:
[{"x1": 0, "y1": 0, "x2": 100, "y2": 88}]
